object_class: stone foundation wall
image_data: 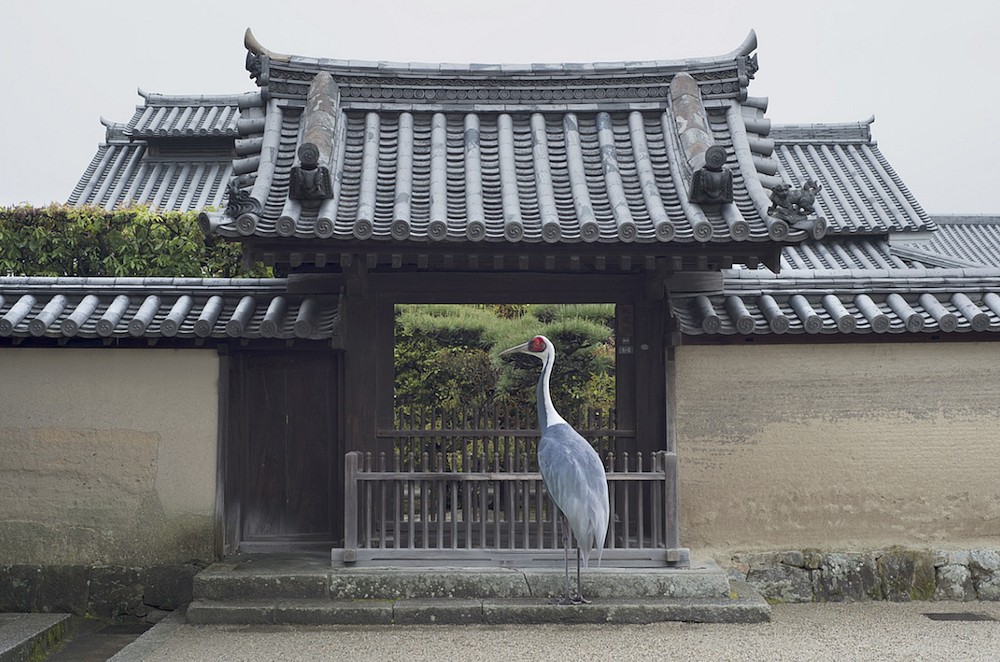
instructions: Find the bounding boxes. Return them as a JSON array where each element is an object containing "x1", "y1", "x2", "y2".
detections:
[
  {"x1": 726, "y1": 549, "x2": 1000, "y2": 603},
  {"x1": 0, "y1": 562, "x2": 204, "y2": 620},
  {"x1": 0, "y1": 348, "x2": 219, "y2": 566}
]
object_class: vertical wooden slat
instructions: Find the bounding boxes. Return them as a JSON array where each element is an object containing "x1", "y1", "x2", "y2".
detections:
[
  {"x1": 606, "y1": 453, "x2": 616, "y2": 550},
  {"x1": 363, "y1": 452, "x2": 372, "y2": 549},
  {"x1": 379, "y1": 452, "x2": 387, "y2": 548},
  {"x1": 394, "y1": 452, "x2": 402, "y2": 549},
  {"x1": 436, "y1": 452, "x2": 445, "y2": 548},
  {"x1": 637, "y1": 452, "x2": 645, "y2": 549}
]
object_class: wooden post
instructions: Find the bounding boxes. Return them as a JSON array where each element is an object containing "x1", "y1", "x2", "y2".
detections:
[{"x1": 344, "y1": 451, "x2": 359, "y2": 563}]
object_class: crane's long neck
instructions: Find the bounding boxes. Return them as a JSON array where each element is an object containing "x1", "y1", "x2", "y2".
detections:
[{"x1": 536, "y1": 348, "x2": 567, "y2": 430}]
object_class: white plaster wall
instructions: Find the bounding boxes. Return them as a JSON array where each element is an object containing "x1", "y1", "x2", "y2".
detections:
[
  {"x1": 0, "y1": 348, "x2": 218, "y2": 564},
  {"x1": 675, "y1": 343, "x2": 1000, "y2": 555}
]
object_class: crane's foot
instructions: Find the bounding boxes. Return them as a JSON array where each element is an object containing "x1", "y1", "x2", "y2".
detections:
[{"x1": 552, "y1": 593, "x2": 590, "y2": 605}]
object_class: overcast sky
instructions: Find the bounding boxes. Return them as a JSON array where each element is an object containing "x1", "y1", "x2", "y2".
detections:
[{"x1": 1, "y1": 0, "x2": 997, "y2": 214}]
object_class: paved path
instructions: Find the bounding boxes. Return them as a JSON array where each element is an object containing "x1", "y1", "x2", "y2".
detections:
[{"x1": 113, "y1": 601, "x2": 1000, "y2": 662}]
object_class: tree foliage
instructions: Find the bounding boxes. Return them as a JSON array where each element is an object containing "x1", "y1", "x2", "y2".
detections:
[
  {"x1": 395, "y1": 303, "x2": 616, "y2": 416},
  {"x1": 0, "y1": 204, "x2": 268, "y2": 277}
]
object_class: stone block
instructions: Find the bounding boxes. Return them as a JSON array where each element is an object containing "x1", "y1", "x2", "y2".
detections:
[
  {"x1": 935, "y1": 564, "x2": 975, "y2": 601},
  {"x1": 968, "y1": 550, "x2": 1000, "y2": 576},
  {"x1": 814, "y1": 553, "x2": 880, "y2": 602},
  {"x1": 142, "y1": 564, "x2": 200, "y2": 610},
  {"x1": 274, "y1": 600, "x2": 393, "y2": 625},
  {"x1": 746, "y1": 563, "x2": 813, "y2": 603},
  {"x1": 878, "y1": 550, "x2": 936, "y2": 601},
  {"x1": 88, "y1": 566, "x2": 146, "y2": 619},
  {"x1": 0, "y1": 565, "x2": 42, "y2": 612},
  {"x1": 393, "y1": 599, "x2": 484, "y2": 625},
  {"x1": 968, "y1": 551, "x2": 1000, "y2": 600},
  {"x1": 328, "y1": 569, "x2": 529, "y2": 600},
  {"x1": 195, "y1": 572, "x2": 329, "y2": 600},
  {"x1": 36, "y1": 565, "x2": 90, "y2": 615},
  {"x1": 186, "y1": 599, "x2": 274, "y2": 625}
]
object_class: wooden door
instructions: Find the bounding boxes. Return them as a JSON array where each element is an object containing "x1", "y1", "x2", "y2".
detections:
[{"x1": 229, "y1": 350, "x2": 342, "y2": 551}]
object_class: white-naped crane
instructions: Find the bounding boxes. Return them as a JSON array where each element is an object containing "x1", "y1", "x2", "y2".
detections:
[{"x1": 500, "y1": 334, "x2": 610, "y2": 604}]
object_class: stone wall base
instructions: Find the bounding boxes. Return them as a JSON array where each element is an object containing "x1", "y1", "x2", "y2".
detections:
[
  {"x1": 0, "y1": 562, "x2": 206, "y2": 620},
  {"x1": 725, "y1": 549, "x2": 1000, "y2": 603}
]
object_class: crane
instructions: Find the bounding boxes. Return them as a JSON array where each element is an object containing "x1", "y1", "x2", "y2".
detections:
[{"x1": 500, "y1": 334, "x2": 610, "y2": 604}]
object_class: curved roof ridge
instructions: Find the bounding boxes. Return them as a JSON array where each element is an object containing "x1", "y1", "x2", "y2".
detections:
[
  {"x1": 136, "y1": 87, "x2": 262, "y2": 108},
  {"x1": 243, "y1": 27, "x2": 757, "y2": 75},
  {"x1": 770, "y1": 116, "x2": 875, "y2": 144}
]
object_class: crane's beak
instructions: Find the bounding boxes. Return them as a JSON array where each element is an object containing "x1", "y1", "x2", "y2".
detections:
[{"x1": 499, "y1": 341, "x2": 530, "y2": 357}]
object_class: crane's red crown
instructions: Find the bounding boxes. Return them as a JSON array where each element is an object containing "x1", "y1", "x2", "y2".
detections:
[{"x1": 529, "y1": 336, "x2": 547, "y2": 353}]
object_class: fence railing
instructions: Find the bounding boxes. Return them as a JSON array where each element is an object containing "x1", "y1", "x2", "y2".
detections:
[{"x1": 340, "y1": 448, "x2": 680, "y2": 567}]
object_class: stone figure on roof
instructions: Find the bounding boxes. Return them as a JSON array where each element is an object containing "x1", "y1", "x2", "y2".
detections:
[
  {"x1": 289, "y1": 143, "x2": 333, "y2": 201},
  {"x1": 768, "y1": 179, "x2": 822, "y2": 223},
  {"x1": 689, "y1": 145, "x2": 733, "y2": 205}
]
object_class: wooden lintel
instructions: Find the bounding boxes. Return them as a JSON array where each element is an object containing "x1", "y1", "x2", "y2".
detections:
[{"x1": 287, "y1": 273, "x2": 346, "y2": 294}]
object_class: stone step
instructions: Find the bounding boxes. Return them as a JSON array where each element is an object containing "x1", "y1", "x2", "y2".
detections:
[
  {"x1": 0, "y1": 613, "x2": 73, "y2": 662},
  {"x1": 187, "y1": 582, "x2": 770, "y2": 625},
  {"x1": 194, "y1": 558, "x2": 731, "y2": 602}
]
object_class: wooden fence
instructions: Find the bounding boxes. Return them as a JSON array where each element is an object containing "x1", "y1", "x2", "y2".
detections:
[{"x1": 341, "y1": 448, "x2": 680, "y2": 566}]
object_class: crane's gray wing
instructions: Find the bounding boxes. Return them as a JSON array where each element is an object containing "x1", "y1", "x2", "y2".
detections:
[{"x1": 538, "y1": 423, "x2": 610, "y2": 566}]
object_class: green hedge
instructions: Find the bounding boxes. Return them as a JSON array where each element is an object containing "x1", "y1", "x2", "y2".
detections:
[{"x1": 0, "y1": 204, "x2": 268, "y2": 277}]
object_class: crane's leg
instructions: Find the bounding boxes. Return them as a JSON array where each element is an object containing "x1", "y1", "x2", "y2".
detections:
[
  {"x1": 572, "y1": 548, "x2": 590, "y2": 604},
  {"x1": 555, "y1": 514, "x2": 574, "y2": 605}
]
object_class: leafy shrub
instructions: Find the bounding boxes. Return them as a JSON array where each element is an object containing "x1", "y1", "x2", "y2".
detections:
[{"x1": 0, "y1": 204, "x2": 268, "y2": 277}]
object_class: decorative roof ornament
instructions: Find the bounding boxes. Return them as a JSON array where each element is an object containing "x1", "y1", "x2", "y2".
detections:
[
  {"x1": 689, "y1": 145, "x2": 733, "y2": 205},
  {"x1": 767, "y1": 180, "x2": 827, "y2": 238},
  {"x1": 224, "y1": 179, "x2": 262, "y2": 221},
  {"x1": 289, "y1": 144, "x2": 333, "y2": 201}
]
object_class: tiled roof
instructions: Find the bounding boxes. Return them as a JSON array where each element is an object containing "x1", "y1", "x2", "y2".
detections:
[
  {"x1": 777, "y1": 237, "x2": 913, "y2": 271},
  {"x1": 769, "y1": 118, "x2": 933, "y2": 236},
  {"x1": 201, "y1": 30, "x2": 812, "y2": 249},
  {"x1": 896, "y1": 216, "x2": 1000, "y2": 268},
  {"x1": 67, "y1": 92, "x2": 263, "y2": 212},
  {"x1": 128, "y1": 90, "x2": 250, "y2": 138},
  {"x1": 672, "y1": 268, "x2": 1000, "y2": 336},
  {"x1": 0, "y1": 278, "x2": 338, "y2": 342}
]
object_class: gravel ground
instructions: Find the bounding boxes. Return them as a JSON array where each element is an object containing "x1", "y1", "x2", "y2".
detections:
[{"x1": 136, "y1": 602, "x2": 1000, "y2": 662}]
